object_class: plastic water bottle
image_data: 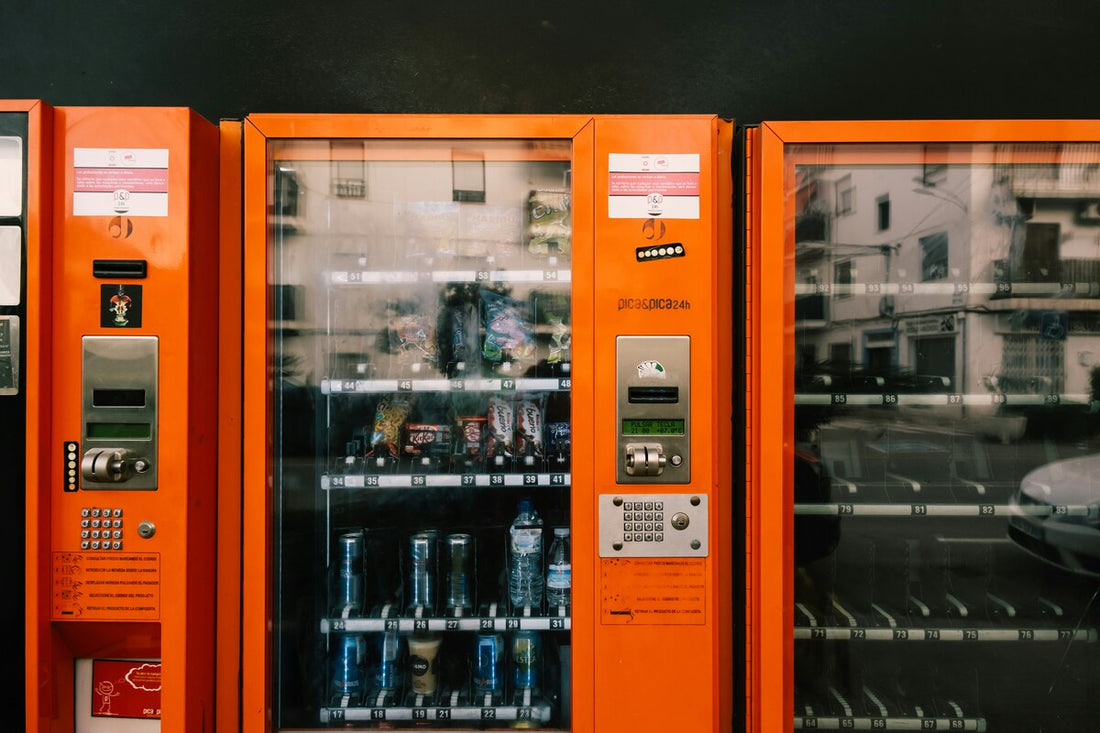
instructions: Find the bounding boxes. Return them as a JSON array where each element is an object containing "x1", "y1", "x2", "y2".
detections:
[
  {"x1": 545, "y1": 527, "x2": 571, "y2": 609},
  {"x1": 508, "y1": 500, "x2": 544, "y2": 609}
]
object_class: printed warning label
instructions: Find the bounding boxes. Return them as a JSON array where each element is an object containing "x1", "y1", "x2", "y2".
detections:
[
  {"x1": 608, "y1": 153, "x2": 700, "y2": 219},
  {"x1": 601, "y1": 557, "x2": 707, "y2": 625},
  {"x1": 73, "y1": 148, "x2": 169, "y2": 217},
  {"x1": 53, "y1": 552, "x2": 160, "y2": 620}
]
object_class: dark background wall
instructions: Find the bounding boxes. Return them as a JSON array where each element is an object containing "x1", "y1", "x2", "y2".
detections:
[
  {"x1": 5, "y1": 0, "x2": 1100, "y2": 727},
  {"x1": 4, "y1": 1, "x2": 1100, "y2": 124}
]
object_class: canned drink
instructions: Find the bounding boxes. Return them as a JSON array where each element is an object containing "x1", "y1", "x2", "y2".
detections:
[
  {"x1": 473, "y1": 632, "x2": 504, "y2": 694},
  {"x1": 445, "y1": 533, "x2": 473, "y2": 613},
  {"x1": 335, "y1": 531, "x2": 364, "y2": 615},
  {"x1": 408, "y1": 531, "x2": 436, "y2": 610},
  {"x1": 511, "y1": 630, "x2": 540, "y2": 691},
  {"x1": 331, "y1": 634, "x2": 364, "y2": 697},
  {"x1": 374, "y1": 629, "x2": 401, "y2": 690}
]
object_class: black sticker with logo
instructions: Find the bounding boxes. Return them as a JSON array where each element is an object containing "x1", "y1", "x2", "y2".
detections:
[{"x1": 101, "y1": 284, "x2": 142, "y2": 328}]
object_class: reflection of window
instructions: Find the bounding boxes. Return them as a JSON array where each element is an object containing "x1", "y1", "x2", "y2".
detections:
[
  {"x1": 834, "y1": 260, "x2": 853, "y2": 298},
  {"x1": 829, "y1": 342, "x2": 852, "y2": 365},
  {"x1": 922, "y1": 162, "x2": 947, "y2": 187},
  {"x1": 835, "y1": 175, "x2": 854, "y2": 215},
  {"x1": 920, "y1": 232, "x2": 949, "y2": 281},
  {"x1": 1018, "y1": 222, "x2": 1061, "y2": 283},
  {"x1": 1001, "y1": 335, "x2": 1064, "y2": 394},
  {"x1": 331, "y1": 141, "x2": 366, "y2": 199},
  {"x1": 912, "y1": 335, "x2": 955, "y2": 380},
  {"x1": 876, "y1": 195, "x2": 890, "y2": 231},
  {"x1": 452, "y1": 150, "x2": 486, "y2": 203},
  {"x1": 274, "y1": 166, "x2": 300, "y2": 218}
]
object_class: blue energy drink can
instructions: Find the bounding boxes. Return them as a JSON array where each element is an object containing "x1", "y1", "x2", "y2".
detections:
[
  {"x1": 335, "y1": 531, "x2": 363, "y2": 615},
  {"x1": 511, "y1": 630, "x2": 540, "y2": 691},
  {"x1": 332, "y1": 634, "x2": 364, "y2": 697},
  {"x1": 473, "y1": 632, "x2": 504, "y2": 694},
  {"x1": 375, "y1": 629, "x2": 401, "y2": 690}
]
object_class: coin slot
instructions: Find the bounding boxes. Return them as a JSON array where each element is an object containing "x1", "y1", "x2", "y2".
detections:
[
  {"x1": 627, "y1": 386, "x2": 679, "y2": 403},
  {"x1": 92, "y1": 388, "x2": 146, "y2": 407}
]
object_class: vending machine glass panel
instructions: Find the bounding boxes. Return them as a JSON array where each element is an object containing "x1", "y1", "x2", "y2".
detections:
[
  {"x1": 265, "y1": 135, "x2": 574, "y2": 728},
  {"x1": 750, "y1": 122, "x2": 1100, "y2": 732}
]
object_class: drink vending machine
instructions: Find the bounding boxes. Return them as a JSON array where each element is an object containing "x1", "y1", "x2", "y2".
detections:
[
  {"x1": 224, "y1": 114, "x2": 735, "y2": 732},
  {"x1": 4, "y1": 99, "x2": 48, "y2": 722},
  {"x1": 747, "y1": 120, "x2": 1100, "y2": 731},
  {"x1": 23, "y1": 104, "x2": 221, "y2": 732}
]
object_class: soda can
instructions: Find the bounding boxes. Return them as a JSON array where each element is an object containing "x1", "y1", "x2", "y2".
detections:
[
  {"x1": 473, "y1": 632, "x2": 504, "y2": 694},
  {"x1": 445, "y1": 533, "x2": 473, "y2": 613},
  {"x1": 331, "y1": 634, "x2": 364, "y2": 697},
  {"x1": 408, "y1": 531, "x2": 436, "y2": 610},
  {"x1": 374, "y1": 629, "x2": 401, "y2": 690},
  {"x1": 335, "y1": 531, "x2": 363, "y2": 615},
  {"x1": 511, "y1": 630, "x2": 540, "y2": 691}
]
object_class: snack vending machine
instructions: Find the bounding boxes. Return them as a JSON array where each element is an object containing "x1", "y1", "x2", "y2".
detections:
[
  {"x1": 228, "y1": 114, "x2": 734, "y2": 733},
  {"x1": 24, "y1": 106, "x2": 221, "y2": 732},
  {"x1": 747, "y1": 120, "x2": 1100, "y2": 731},
  {"x1": 4, "y1": 99, "x2": 48, "y2": 722}
]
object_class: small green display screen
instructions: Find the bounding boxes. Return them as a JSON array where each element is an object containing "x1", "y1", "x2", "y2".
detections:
[
  {"x1": 621, "y1": 418, "x2": 685, "y2": 435},
  {"x1": 86, "y1": 422, "x2": 151, "y2": 440}
]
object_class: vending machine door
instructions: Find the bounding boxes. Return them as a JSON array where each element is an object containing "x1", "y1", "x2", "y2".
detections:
[
  {"x1": 237, "y1": 115, "x2": 733, "y2": 733},
  {"x1": 750, "y1": 121, "x2": 1100, "y2": 732}
]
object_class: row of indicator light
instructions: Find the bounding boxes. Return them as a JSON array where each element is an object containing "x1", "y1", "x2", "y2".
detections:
[
  {"x1": 65, "y1": 441, "x2": 78, "y2": 491},
  {"x1": 636, "y1": 244, "x2": 686, "y2": 261}
]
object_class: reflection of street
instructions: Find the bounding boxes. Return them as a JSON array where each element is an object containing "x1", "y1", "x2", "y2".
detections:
[
  {"x1": 795, "y1": 411, "x2": 1100, "y2": 728},
  {"x1": 810, "y1": 412, "x2": 1095, "y2": 504}
]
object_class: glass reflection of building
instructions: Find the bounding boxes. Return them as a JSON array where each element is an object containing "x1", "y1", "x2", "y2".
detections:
[{"x1": 793, "y1": 145, "x2": 1100, "y2": 442}]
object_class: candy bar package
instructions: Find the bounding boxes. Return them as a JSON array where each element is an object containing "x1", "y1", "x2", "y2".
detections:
[
  {"x1": 366, "y1": 395, "x2": 413, "y2": 460},
  {"x1": 516, "y1": 395, "x2": 546, "y2": 468},
  {"x1": 394, "y1": 312, "x2": 439, "y2": 373},
  {"x1": 533, "y1": 291, "x2": 571, "y2": 372},
  {"x1": 486, "y1": 395, "x2": 516, "y2": 468},
  {"x1": 480, "y1": 289, "x2": 535, "y2": 371},
  {"x1": 402, "y1": 422, "x2": 452, "y2": 464},
  {"x1": 526, "y1": 189, "x2": 571, "y2": 257}
]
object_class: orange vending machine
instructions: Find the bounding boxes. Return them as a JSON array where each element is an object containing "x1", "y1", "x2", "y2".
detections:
[
  {"x1": 748, "y1": 120, "x2": 1100, "y2": 732},
  {"x1": 25, "y1": 106, "x2": 221, "y2": 733},
  {"x1": 225, "y1": 114, "x2": 734, "y2": 733},
  {"x1": 4, "y1": 98, "x2": 50, "y2": 720}
]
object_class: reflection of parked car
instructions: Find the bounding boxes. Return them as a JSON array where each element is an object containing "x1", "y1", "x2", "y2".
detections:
[{"x1": 1008, "y1": 454, "x2": 1100, "y2": 577}]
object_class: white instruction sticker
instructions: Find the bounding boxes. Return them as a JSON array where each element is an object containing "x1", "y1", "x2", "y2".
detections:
[
  {"x1": 608, "y1": 153, "x2": 700, "y2": 219},
  {"x1": 0, "y1": 136, "x2": 21, "y2": 218},
  {"x1": 73, "y1": 148, "x2": 169, "y2": 217}
]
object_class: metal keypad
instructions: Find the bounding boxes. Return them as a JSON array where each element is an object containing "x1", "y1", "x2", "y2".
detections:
[
  {"x1": 622, "y1": 501, "x2": 665, "y2": 542},
  {"x1": 599, "y1": 493, "x2": 708, "y2": 558},
  {"x1": 79, "y1": 506, "x2": 124, "y2": 550}
]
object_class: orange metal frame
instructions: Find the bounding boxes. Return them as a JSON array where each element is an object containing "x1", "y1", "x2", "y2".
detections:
[
  {"x1": 232, "y1": 114, "x2": 733, "y2": 733},
  {"x1": 13, "y1": 98, "x2": 55, "y2": 733},
  {"x1": 747, "y1": 118, "x2": 1100, "y2": 733},
  {"x1": 25, "y1": 106, "x2": 220, "y2": 733}
]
